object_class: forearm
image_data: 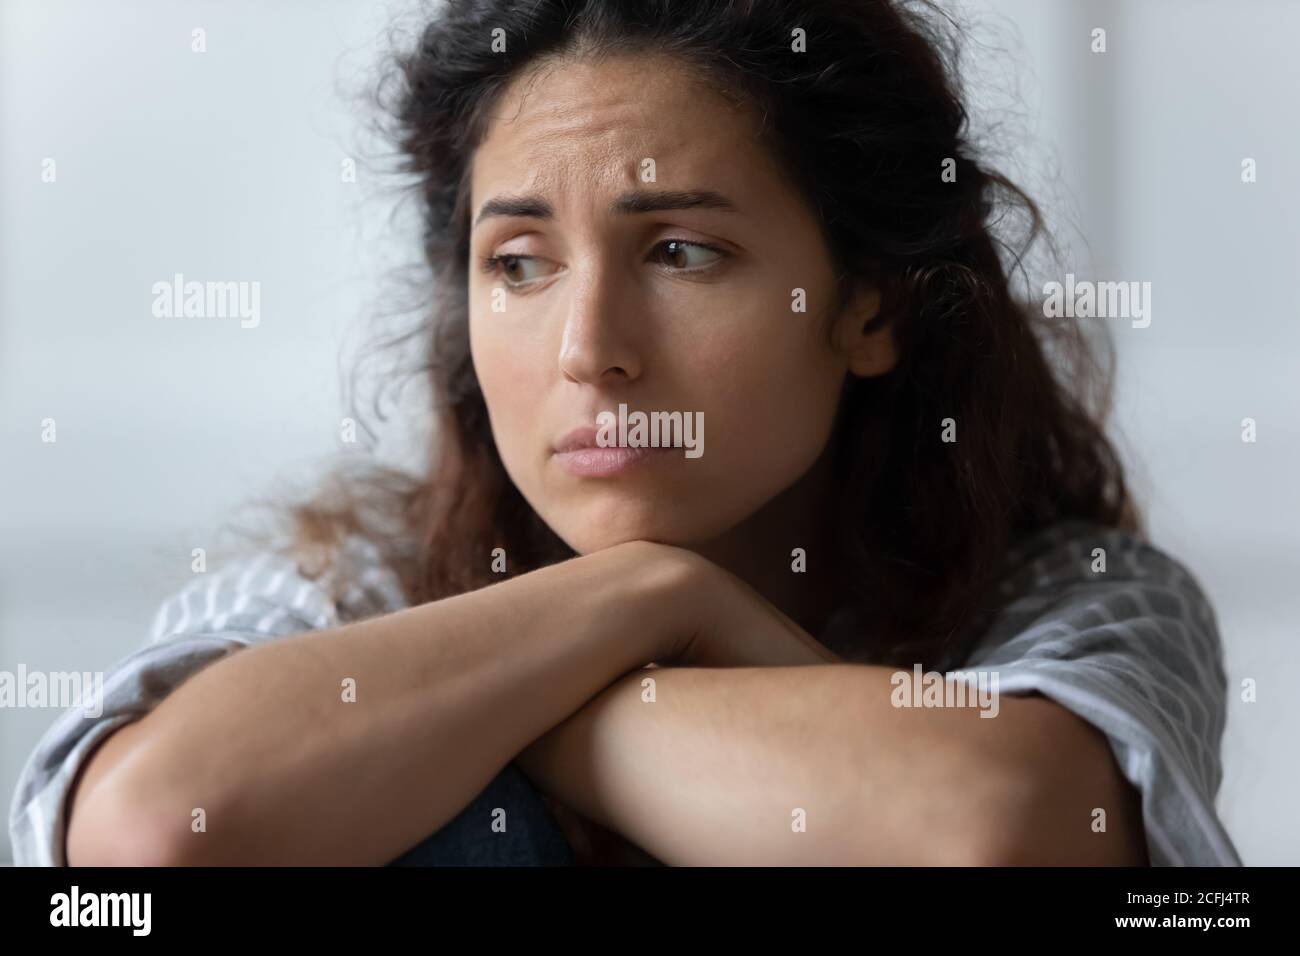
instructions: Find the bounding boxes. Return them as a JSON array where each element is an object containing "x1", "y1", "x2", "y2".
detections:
[
  {"x1": 517, "y1": 664, "x2": 1143, "y2": 865},
  {"x1": 68, "y1": 544, "x2": 683, "y2": 866}
]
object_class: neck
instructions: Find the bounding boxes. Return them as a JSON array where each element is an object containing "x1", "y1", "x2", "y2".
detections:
[{"x1": 693, "y1": 444, "x2": 842, "y2": 640}]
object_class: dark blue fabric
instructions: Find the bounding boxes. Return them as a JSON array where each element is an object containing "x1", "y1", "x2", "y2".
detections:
[{"x1": 388, "y1": 761, "x2": 575, "y2": 866}]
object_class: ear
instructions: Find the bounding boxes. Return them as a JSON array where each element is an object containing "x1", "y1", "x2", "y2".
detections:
[{"x1": 832, "y1": 282, "x2": 897, "y2": 378}]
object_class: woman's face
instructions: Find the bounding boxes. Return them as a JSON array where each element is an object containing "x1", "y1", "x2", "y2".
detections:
[{"x1": 467, "y1": 52, "x2": 881, "y2": 554}]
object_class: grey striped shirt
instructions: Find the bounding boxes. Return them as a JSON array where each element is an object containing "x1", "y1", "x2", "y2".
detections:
[{"x1": 7, "y1": 520, "x2": 1242, "y2": 866}]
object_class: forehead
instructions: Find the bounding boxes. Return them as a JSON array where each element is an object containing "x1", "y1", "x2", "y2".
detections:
[{"x1": 470, "y1": 52, "x2": 764, "y2": 199}]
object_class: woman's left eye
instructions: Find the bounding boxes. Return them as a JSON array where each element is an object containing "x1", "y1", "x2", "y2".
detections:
[{"x1": 650, "y1": 239, "x2": 726, "y2": 271}]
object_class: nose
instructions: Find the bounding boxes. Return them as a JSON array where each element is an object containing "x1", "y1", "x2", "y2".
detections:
[{"x1": 557, "y1": 261, "x2": 643, "y2": 385}]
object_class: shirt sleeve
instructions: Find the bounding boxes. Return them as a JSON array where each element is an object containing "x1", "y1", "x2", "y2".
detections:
[
  {"x1": 6, "y1": 536, "x2": 405, "y2": 866},
  {"x1": 960, "y1": 521, "x2": 1241, "y2": 866}
]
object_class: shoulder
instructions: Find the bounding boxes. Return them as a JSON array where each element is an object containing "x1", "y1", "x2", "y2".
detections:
[
  {"x1": 149, "y1": 532, "x2": 409, "y2": 646},
  {"x1": 7, "y1": 532, "x2": 410, "y2": 866},
  {"x1": 977, "y1": 519, "x2": 1220, "y2": 652},
  {"x1": 960, "y1": 519, "x2": 1239, "y2": 864},
  {"x1": 966, "y1": 518, "x2": 1227, "y2": 714}
]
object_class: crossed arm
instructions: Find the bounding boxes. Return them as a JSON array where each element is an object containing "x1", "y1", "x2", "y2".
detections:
[
  {"x1": 517, "y1": 656, "x2": 1150, "y2": 866},
  {"x1": 65, "y1": 539, "x2": 1147, "y2": 866}
]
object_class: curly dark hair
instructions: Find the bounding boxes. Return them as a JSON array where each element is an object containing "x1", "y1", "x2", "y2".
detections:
[{"x1": 267, "y1": 0, "x2": 1140, "y2": 671}]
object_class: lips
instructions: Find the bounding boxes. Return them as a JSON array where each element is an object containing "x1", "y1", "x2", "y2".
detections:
[
  {"x1": 551, "y1": 424, "x2": 672, "y2": 478},
  {"x1": 553, "y1": 426, "x2": 604, "y2": 454},
  {"x1": 553, "y1": 443, "x2": 669, "y2": 478}
]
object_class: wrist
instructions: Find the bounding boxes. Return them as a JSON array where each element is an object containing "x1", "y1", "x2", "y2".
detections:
[{"x1": 586, "y1": 540, "x2": 714, "y2": 667}]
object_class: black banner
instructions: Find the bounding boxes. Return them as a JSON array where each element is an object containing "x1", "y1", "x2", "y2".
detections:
[{"x1": 1, "y1": 865, "x2": 1279, "y2": 940}]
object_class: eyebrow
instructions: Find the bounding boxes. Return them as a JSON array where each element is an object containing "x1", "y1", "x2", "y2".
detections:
[{"x1": 472, "y1": 189, "x2": 737, "y2": 227}]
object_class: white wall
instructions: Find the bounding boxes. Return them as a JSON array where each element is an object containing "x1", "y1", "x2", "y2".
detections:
[
  {"x1": 0, "y1": 0, "x2": 422, "y2": 863},
  {"x1": 2, "y1": 0, "x2": 1296, "y2": 864}
]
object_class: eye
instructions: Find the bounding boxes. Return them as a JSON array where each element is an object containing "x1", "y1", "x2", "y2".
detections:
[
  {"x1": 650, "y1": 238, "x2": 726, "y2": 271},
  {"x1": 480, "y1": 254, "x2": 558, "y2": 289},
  {"x1": 480, "y1": 239, "x2": 728, "y2": 291}
]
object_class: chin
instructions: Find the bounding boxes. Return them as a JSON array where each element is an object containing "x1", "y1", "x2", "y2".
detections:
[
  {"x1": 545, "y1": 497, "x2": 748, "y2": 554},
  {"x1": 553, "y1": 513, "x2": 681, "y2": 554}
]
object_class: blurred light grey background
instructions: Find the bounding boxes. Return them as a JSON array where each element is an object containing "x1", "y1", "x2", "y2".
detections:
[{"x1": 2, "y1": 0, "x2": 1297, "y2": 864}]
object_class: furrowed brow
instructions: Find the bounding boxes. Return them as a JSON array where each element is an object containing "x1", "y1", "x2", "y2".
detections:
[
  {"x1": 472, "y1": 188, "x2": 736, "y2": 227},
  {"x1": 473, "y1": 194, "x2": 555, "y2": 227},
  {"x1": 610, "y1": 189, "x2": 736, "y2": 215}
]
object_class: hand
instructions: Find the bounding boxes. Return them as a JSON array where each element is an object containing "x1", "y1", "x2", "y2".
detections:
[
  {"x1": 660, "y1": 548, "x2": 844, "y2": 668},
  {"x1": 585, "y1": 538, "x2": 843, "y2": 668},
  {"x1": 515, "y1": 542, "x2": 839, "y2": 863}
]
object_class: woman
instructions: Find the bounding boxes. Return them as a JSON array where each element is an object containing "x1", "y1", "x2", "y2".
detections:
[{"x1": 10, "y1": 0, "x2": 1240, "y2": 866}]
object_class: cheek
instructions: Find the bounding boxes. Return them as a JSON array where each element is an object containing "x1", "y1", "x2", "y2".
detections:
[
  {"x1": 692, "y1": 301, "x2": 844, "y2": 477},
  {"x1": 469, "y1": 314, "x2": 545, "y2": 465}
]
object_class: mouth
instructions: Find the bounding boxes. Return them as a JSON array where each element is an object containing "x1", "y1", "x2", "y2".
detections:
[
  {"x1": 551, "y1": 426, "x2": 674, "y2": 478},
  {"x1": 552, "y1": 443, "x2": 673, "y2": 478}
]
